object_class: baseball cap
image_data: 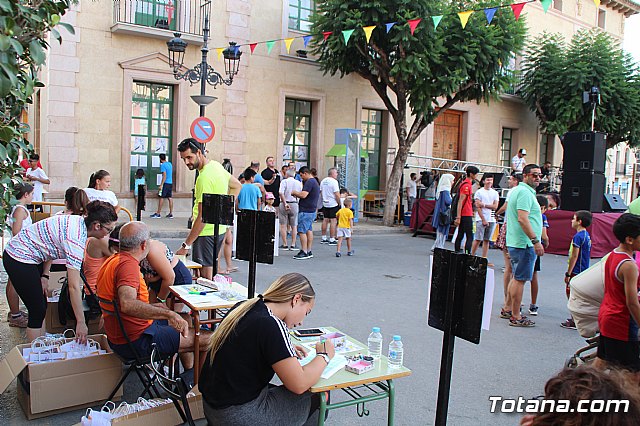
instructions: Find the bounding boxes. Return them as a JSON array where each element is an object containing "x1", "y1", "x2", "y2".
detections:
[
  {"x1": 519, "y1": 148, "x2": 527, "y2": 155},
  {"x1": 265, "y1": 192, "x2": 275, "y2": 200}
]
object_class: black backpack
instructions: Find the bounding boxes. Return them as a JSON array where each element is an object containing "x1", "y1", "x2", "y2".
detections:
[{"x1": 58, "y1": 265, "x2": 102, "y2": 325}]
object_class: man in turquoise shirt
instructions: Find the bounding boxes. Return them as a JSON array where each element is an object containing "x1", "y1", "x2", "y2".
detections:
[
  {"x1": 505, "y1": 163, "x2": 544, "y2": 327},
  {"x1": 151, "y1": 153, "x2": 174, "y2": 218}
]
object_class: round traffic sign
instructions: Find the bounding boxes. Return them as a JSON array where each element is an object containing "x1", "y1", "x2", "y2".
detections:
[{"x1": 190, "y1": 117, "x2": 216, "y2": 144}]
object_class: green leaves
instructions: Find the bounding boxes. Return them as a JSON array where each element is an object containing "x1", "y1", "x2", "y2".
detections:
[
  {"x1": 0, "y1": 0, "x2": 72, "y2": 221},
  {"x1": 521, "y1": 29, "x2": 640, "y2": 148}
]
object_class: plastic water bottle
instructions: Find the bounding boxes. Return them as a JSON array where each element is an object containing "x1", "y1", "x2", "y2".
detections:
[
  {"x1": 388, "y1": 335, "x2": 404, "y2": 369},
  {"x1": 367, "y1": 327, "x2": 383, "y2": 359}
]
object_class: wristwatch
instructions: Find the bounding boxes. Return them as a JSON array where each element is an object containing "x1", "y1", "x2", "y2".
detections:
[
  {"x1": 181, "y1": 242, "x2": 192, "y2": 250},
  {"x1": 531, "y1": 238, "x2": 540, "y2": 245},
  {"x1": 565, "y1": 272, "x2": 572, "y2": 278},
  {"x1": 316, "y1": 353, "x2": 330, "y2": 364}
]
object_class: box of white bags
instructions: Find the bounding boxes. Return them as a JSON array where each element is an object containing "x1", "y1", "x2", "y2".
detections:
[{"x1": 0, "y1": 334, "x2": 123, "y2": 419}]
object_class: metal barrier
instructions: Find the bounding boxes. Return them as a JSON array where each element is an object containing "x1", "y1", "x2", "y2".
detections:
[{"x1": 362, "y1": 190, "x2": 402, "y2": 222}]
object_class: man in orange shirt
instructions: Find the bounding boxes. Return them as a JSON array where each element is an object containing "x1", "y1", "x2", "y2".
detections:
[{"x1": 98, "y1": 221, "x2": 210, "y2": 369}]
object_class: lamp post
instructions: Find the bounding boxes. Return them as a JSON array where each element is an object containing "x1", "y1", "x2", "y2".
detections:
[{"x1": 166, "y1": 11, "x2": 242, "y2": 228}]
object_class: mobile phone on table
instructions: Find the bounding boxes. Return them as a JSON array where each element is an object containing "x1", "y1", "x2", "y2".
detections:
[{"x1": 293, "y1": 328, "x2": 324, "y2": 337}]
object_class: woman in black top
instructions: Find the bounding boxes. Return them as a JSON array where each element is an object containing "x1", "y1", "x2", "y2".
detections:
[{"x1": 200, "y1": 273, "x2": 335, "y2": 425}]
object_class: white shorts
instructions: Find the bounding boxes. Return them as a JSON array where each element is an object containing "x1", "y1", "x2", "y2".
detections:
[{"x1": 337, "y1": 228, "x2": 351, "y2": 238}]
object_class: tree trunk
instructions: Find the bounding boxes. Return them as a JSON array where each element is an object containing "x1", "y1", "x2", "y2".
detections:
[{"x1": 382, "y1": 141, "x2": 410, "y2": 226}]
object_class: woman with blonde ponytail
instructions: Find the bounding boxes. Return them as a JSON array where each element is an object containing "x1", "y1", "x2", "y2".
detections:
[{"x1": 200, "y1": 272, "x2": 335, "y2": 425}]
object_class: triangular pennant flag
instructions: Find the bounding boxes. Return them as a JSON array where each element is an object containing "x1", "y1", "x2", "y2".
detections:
[
  {"x1": 484, "y1": 7, "x2": 497, "y2": 24},
  {"x1": 303, "y1": 35, "x2": 312, "y2": 48},
  {"x1": 511, "y1": 2, "x2": 526, "y2": 20},
  {"x1": 342, "y1": 29, "x2": 355, "y2": 44},
  {"x1": 594, "y1": 0, "x2": 601, "y2": 6},
  {"x1": 284, "y1": 38, "x2": 294, "y2": 54},
  {"x1": 249, "y1": 43, "x2": 257, "y2": 54},
  {"x1": 458, "y1": 11, "x2": 473, "y2": 29},
  {"x1": 432, "y1": 15, "x2": 442, "y2": 29},
  {"x1": 540, "y1": 0, "x2": 552, "y2": 12},
  {"x1": 322, "y1": 31, "x2": 332, "y2": 41},
  {"x1": 216, "y1": 47, "x2": 224, "y2": 60},
  {"x1": 363, "y1": 25, "x2": 375, "y2": 43},
  {"x1": 407, "y1": 18, "x2": 421, "y2": 35},
  {"x1": 266, "y1": 40, "x2": 275, "y2": 54},
  {"x1": 385, "y1": 22, "x2": 396, "y2": 33}
]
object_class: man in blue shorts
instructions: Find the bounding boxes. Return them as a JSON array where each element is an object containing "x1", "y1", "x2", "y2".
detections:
[
  {"x1": 505, "y1": 164, "x2": 545, "y2": 327},
  {"x1": 151, "y1": 154, "x2": 173, "y2": 218},
  {"x1": 291, "y1": 166, "x2": 320, "y2": 260},
  {"x1": 98, "y1": 222, "x2": 212, "y2": 369}
]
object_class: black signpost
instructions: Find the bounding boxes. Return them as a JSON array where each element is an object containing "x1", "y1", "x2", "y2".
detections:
[
  {"x1": 201, "y1": 194, "x2": 235, "y2": 276},
  {"x1": 429, "y1": 248, "x2": 488, "y2": 426},
  {"x1": 235, "y1": 210, "x2": 275, "y2": 298}
]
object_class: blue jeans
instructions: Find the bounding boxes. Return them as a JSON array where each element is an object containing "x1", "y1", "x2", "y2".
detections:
[
  {"x1": 297, "y1": 212, "x2": 316, "y2": 234},
  {"x1": 507, "y1": 246, "x2": 536, "y2": 282}
]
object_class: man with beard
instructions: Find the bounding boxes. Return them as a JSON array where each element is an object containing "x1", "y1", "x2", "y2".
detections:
[{"x1": 175, "y1": 138, "x2": 241, "y2": 279}]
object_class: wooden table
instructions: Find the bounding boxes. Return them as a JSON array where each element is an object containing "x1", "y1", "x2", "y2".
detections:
[
  {"x1": 168, "y1": 282, "x2": 248, "y2": 384},
  {"x1": 182, "y1": 258, "x2": 202, "y2": 270},
  {"x1": 292, "y1": 328, "x2": 412, "y2": 426}
]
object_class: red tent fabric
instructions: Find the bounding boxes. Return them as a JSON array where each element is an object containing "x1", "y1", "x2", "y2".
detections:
[{"x1": 545, "y1": 210, "x2": 621, "y2": 258}]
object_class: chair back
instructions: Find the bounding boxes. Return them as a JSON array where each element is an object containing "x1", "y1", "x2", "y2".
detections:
[{"x1": 97, "y1": 295, "x2": 144, "y2": 364}]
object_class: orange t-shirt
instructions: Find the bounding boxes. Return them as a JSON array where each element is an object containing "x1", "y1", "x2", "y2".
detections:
[{"x1": 97, "y1": 252, "x2": 152, "y2": 344}]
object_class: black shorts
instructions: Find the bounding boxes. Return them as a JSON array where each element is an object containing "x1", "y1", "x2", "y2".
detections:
[
  {"x1": 192, "y1": 234, "x2": 225, "y2": 267},
  {"x1": 109, "y1": 320, "x2": 180, "y2": 360},
  {"x1": 597, "y1": 335, "x2": 640, "y2": 372},
  {"x1": 160, "y1": 183, "x2": 173, "y2": 198},
  {"x1": 322, "y1": 205, "x2": 340, "y2": 219}
]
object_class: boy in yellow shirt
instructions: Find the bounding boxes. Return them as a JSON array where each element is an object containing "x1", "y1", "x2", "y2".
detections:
[{"x1": 336, "y1": 198, "x2": 354, "y2": 257}]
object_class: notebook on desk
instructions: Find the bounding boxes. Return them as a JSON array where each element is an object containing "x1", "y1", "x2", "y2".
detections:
[{"x1": 299, "y1": 349, "x2": 347, "y2": 379}]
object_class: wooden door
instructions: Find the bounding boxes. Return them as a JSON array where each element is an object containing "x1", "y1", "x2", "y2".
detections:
[{"x1": 432, "y1": 110, "x2": 462, "y2": 160}]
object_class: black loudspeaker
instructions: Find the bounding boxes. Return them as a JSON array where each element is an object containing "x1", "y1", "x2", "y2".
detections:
[
  {"x1": 561, "y1": 131, "x2": 607, "y2": 173},
  {"x1": 488, "y1": 172, "x2": 505, "y2": 189},
  {"x1": 603, "y1": 193, "x2": 628, "y2": 212},
  {"x1": 560, "y1": 172, "x2": 605, "y2": 212}
]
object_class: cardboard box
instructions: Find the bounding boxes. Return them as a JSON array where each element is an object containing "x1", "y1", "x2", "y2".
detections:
[
  {"x1": 0, "y1": 334, "x2": 123, "y2": 419},
  {"x1": 110, "y1": 389, "x2": 205, "y2": 425},
  {"x1": 45, "y1": 270, "x2": 103, "y2": 334}
]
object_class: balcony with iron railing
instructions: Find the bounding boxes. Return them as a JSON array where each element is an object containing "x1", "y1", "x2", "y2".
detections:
[
  {"x1": 112, "y1": 0, "x2": 207, "y2": 43},
  {"x1": 503, "y1": 69, "x2": 524, "y2": 96}
]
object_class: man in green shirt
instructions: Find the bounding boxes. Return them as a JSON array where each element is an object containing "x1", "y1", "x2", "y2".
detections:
[
  {"x1": 505, "y1": 163, "x2": 544, "y2": 327},
  {"x1": 175, "y1": 138, "x2": 241, "y2": 279},
  {"x1": 627, "y1": 196, "x2": 640, "y2": 215}
]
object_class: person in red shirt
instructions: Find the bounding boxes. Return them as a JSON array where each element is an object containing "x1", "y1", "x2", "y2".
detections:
[
  {"x1": 596, "y1": 213, "x2": 640, "y2": 373},
  {"x1": 454, "y1": 166, "x2": 480, "y2": 254}
]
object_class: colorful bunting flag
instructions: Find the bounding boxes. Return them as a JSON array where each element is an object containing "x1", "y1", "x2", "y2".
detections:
[
  {"x1": 484, "y1": 7, "x2": 497, "y2": 24},
  {"x1": 266, "y1": 40, "x2": 275, "y2": 54},
  {"x1": 540, "y1": 0, "x2": 552, "y2": 13},
  {"x1": 363, "y1": 25, "x2": 375, "y2": 43},
  {"x1": 511, "y1": 2, "x2": 526, "y2": 20},
  {"x1": 594, "y1": 0, "x2": 601, "y2": 6},
  {"x1": 385, "y1": 22, "x2": 396, "y2": 33},
  {"x1": 342, "y1": 29, "x2": 355, "y2": 44},
  {"x1": 216, "y1": 47, "x2": 224, "y2": 60},
  {"x1": 408, "y1": 18, "x2": 422, "y2": 35},
  {"x1": 303, "y1": 35, "x2": 312, "y2": 48},
  {"x1": 284, "y1": 38, "x2": 294, "y2": 53},
  {"x1": 432, "y1": 15, "x2": 442, "y2": 29},
  {"x1": 458, "y1": 11, "x2": 473, "y2": 29},
  {"x1": 322, "y1": 31, "x2": 332, "y2": 41},
  {"x1": 249, "y1": 43, "x2": 257, "y2": 54}
]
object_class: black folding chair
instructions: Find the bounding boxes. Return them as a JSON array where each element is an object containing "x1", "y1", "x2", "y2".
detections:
[
  {"x1": 150, "y1": 343, "x2": 197, "y2": 426},
  {"x1": 98, "y1": 295, "x2": 163, "y2": 401}
]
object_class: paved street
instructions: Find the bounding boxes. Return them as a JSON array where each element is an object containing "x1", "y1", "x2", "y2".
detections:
[{"x1": 0, "y1": 230, "x2": 589, "y2": 425}]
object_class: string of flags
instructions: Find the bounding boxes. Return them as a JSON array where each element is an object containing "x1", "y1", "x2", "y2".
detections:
[{"x1": 213, "y1": 0, "x2": 603, "y2": 57}]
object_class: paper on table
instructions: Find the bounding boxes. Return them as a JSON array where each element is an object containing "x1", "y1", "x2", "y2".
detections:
[
  {"x1": 152, "y1": 156, "x2": 160, "y2": 168},
  {"x1": 299, "y1": 349, "x2": 348, "y2": 379},
  {"x1": 301, "y1": 339, "x2": 364, "y2": 354}
]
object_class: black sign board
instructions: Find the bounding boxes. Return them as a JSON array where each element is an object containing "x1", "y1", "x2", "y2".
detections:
[
  {"x1": 235, "y1": 210, "x2": 275, "y2": 265},
  {"x1": 201, "y1": 193, "x2": 235, "y2": 225},
  {"x1": 429, "y1": 249, "x2": 487, "y2": 344}
]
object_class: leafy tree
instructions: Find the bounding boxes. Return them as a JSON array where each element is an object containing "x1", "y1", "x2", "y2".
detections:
[
  {"x1": 310, "y1": 0, "x2": 526, "y2": 225},
  {"x1": 0, "y1": 0, "x2": 73, "y2": 223},
  {"x1": 520, "y1": 29, "x2": 640, "y2": 149}
]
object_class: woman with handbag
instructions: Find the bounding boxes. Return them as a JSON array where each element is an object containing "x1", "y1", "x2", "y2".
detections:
[
  {"x1": 431, "y1": 174, "x2": 455, "y2": 251},
  {"x1": 2, "y1": 200, "x2": 117, "y2": 343}
]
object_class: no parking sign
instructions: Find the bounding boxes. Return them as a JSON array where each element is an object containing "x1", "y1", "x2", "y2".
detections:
[{"x1": 190, "y1": 117, "x2": 215, "y2": 144}]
